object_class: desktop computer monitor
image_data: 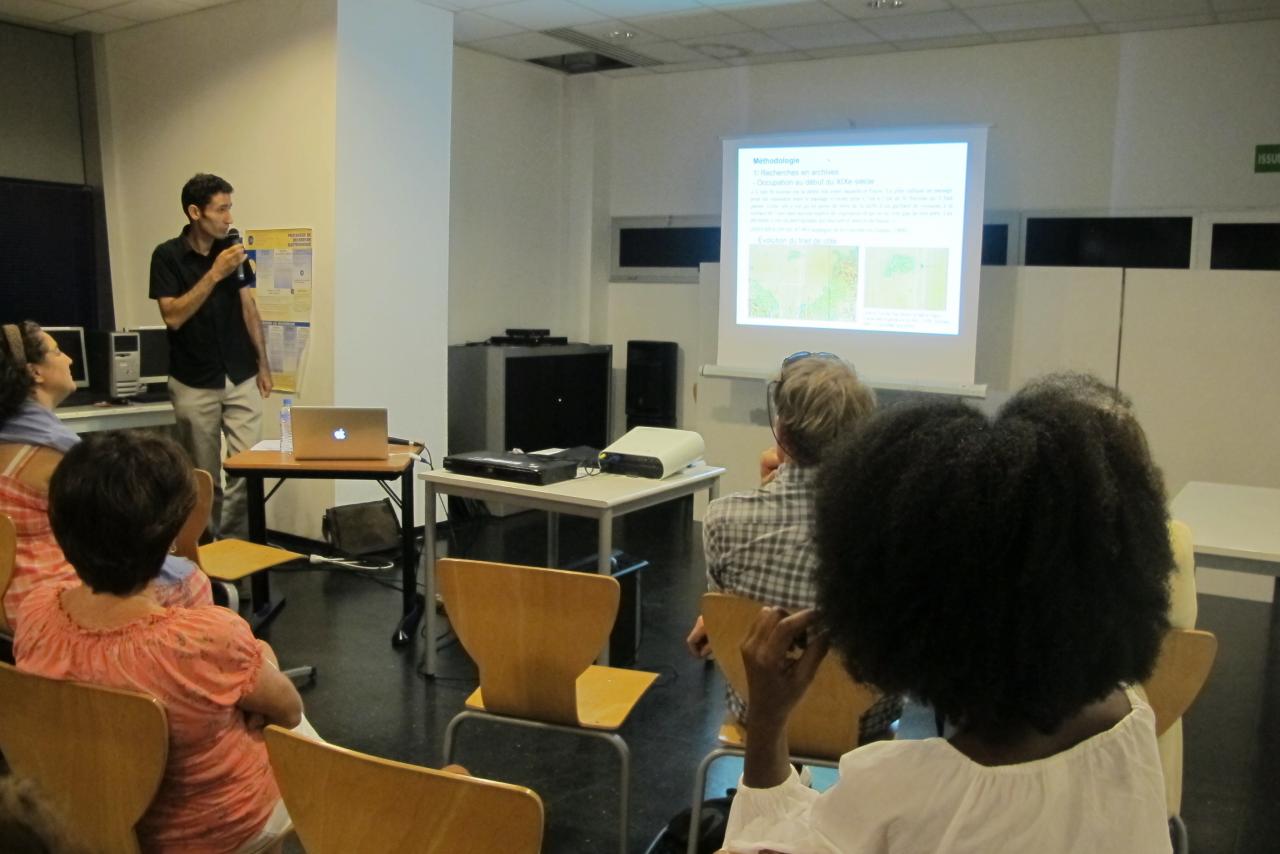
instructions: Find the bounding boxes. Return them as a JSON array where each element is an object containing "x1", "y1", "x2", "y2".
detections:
[
  {"x1": 41, "y1": 326, "x2": 89, "y2": 388},
  {"x1": 128, "y1": 325, "x2": 170, "y2": 384}
]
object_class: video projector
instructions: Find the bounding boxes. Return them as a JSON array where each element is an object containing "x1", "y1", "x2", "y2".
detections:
[{"x1": 598, "y1": 427, "x2": 705, "y2": 479}]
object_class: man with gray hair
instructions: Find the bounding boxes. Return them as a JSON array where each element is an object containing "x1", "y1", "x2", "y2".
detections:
[{"x1": 687, "y1": 351, "x2": 900, "y2": 741}]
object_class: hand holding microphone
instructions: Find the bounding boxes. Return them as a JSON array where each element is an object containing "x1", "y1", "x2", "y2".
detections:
[{"x1": 225, "y1": 227, "x2": 246, "y2": 282}]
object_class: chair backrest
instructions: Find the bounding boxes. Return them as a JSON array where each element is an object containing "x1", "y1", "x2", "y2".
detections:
[
  {"x1": 264, "y1": 725, "x2": 543, "y2": 854},
  {"x1": 1142, "y1": 628, "x2": 1218, "y2": 737},
  {"x1": 172, "y1": 469, "x2": 214, "y2": 568},
  {"x1": 702, "y1": 592, "x2": 882, "y2": 758},
  {"x1": 0, "y1": 662, "x2": 168, "y2": 854},
  {"x1": 437, "y1": 558, "x2": 619, "y2": 725},
  {"x1": 0, "y1": 512, "x2": 16, "y2": 634}
]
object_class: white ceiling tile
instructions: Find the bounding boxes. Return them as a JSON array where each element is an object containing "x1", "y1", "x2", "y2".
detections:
[
  {"x1": 573, "y1": 0, "x2": 703, "y2": 16},
  {"x1": 570, "y1": 18, "x2": 667, "y2": 44},
  {"x1": 482, "y1": 0, "x2": 607, "y2": 29},
  {"x1": 454, "y1": 9, "x2": 524, "y2": 41},
  {"x1": 431, "y1": 0, "x2": 516, "y2": 9},
  {"x1": 1098, "y1": 11, "x2": 1215, "y2": 30},
  {"x1": 722, "y1": 1, "x2": 849, "y2": 29},
  {"x1": 1078, "y1": 0, "x2": 1211, "y2": 24},
  {"x1": 1215, "y1": 7, "x2": 1280, "y2": 21},
  {"x1": 632, "y1": 38, "x2": 708, "y2": 62},
  {"x1": 628, "y1": 8, "x2": 751, "y2": 38},
  {"x1": 109, "y1": 0, "x2": 199, "y2": 23},
  {"x1": 804, "y1": 41, "x2": 898, "y2": 57},
  {"x1": 828, "y1": 0, "x2": 953, "y2": 18},
  {"x1": 599, "y1": 64, "x2": 656, "y2": 76},
  {"x1": 60, "y1": 9, "x2": 133, "y2": 30},
  {"x1": 769, "y1": 18, "x2": 881, "y2": 48},
  {"x1": 700, "y1": 0, "x2": 814, "y2": 7},
  {"x1": 949, "y1": 0, "x2": 1050, "y2": 7},
  {"x1": 467, "y1": 30, "x2": 584, "y2": 58},
  {"x1": 1211, "y1": 0, "x2": 1280, "y2": 10},
  {"x1": 965, "y1": 0, "x2": 1090, "y2": 32},
  {"x1": 681, "y1": 28, "x2": 793, "y2": 58},
  {"x1": 859, "y1": 9, "x2": 983, "y2": 39},
  {"x1": 893, "y1": 32, "x2": 995, "y2": 49},
  {"x1": 648, "y1": 58, "x2": 728, "y2": 73},
  {"x1": 0, "y1": 0, "x2": 82, "y2": 22},
  {"x1": 990, "y1": 21, "x2": 1100, "y2": 40},
  {"x1": 57, "y1": 0, "x2": 134, "y2": 9},
  {"x1": 723, "y1": 49, "x2": 810, "y2": 65}
]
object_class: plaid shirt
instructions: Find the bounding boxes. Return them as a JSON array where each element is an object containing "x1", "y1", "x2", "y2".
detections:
[{"x1": 704, "y1": 462, "x2": 901, "y2": 743}]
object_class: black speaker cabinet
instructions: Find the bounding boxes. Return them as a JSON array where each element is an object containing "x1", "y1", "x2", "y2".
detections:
[{"x1": 625, "y1": 340, "x2": 677, "y2": 430}]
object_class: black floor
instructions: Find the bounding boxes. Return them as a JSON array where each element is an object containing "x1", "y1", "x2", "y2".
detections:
[{"x1": 259, "y1": 502, "x2": 1280, "y2": 854}]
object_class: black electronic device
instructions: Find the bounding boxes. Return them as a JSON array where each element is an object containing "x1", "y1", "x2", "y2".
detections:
[
  {"x1": 126, "y1": 325, "x2": 170, "y2": 384},
  {"x1": 442, "y1": 450, "x2": 577, "y2": 485},
  {"x1": 486, "y1": 334, "x2": 569, "y2": 346},
  {"x1": 625, "y1": 340, "x2": 678, "y2": 430},
  {"x1": 506, "y1": 328, "x2": 550, "y2": 338}
]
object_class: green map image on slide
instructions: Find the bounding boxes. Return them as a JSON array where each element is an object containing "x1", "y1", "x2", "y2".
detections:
[
  {"x1": 864, "y1": 247, "x2": 949, "y2": 311},
  {"x1": 748, "y1": 245, "x2": 859, "y2": 322}
]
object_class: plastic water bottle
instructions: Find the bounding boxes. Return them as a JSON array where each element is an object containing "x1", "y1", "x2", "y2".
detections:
[{"x1": 280, "y1": 398, "x2": 294, "y2": 455}]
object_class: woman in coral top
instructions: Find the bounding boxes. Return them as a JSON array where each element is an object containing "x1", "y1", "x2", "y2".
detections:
[
  {"x1": 14, "y1": 431, "x2": 304, "y2": 854},
  {"x1": 0, "y1": 321, "x2": 210, "y2": 630}
]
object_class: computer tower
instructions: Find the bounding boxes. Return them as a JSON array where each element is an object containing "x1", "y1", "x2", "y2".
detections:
[
  {"x1": 87, "y1": 331, "x2": 142, "y2": 399},
  {"x1": 625, "y1": 340, "x2": 678, "y2": 430}
]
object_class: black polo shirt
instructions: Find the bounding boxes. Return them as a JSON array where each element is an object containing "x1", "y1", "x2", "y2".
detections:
[{"x1": 149, "y1": 226, "x2": 259, "y2": 389}]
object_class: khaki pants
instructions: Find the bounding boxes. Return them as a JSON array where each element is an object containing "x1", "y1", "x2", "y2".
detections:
[{"x1": 169, "y1": 375, "x2": 262, "y2": 540}]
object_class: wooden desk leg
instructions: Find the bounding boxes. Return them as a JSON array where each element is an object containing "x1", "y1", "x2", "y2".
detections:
[
  {"x1": 421, "y1": 481, "x2": 439, "y2": 676},
  {"x1": 547, "y1": 511, "x2": 560, "y2": 568},
  {"x1": 245, "y1": 475, "x2": 286, "y2": 633},
  {"x1": 393, "y1": 467, "x2": 424, "y2": 648},
  {"x1": 596, "y1": 509, "x2": 613, "y2": 667}
]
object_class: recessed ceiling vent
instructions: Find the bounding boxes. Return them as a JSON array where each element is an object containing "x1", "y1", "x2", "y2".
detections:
[{"x1": 527, "y1": 27, "x2": 661, "y2": 75}]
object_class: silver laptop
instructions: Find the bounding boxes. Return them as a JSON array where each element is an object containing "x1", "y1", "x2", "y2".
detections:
[{"x1": 291, "y1": 406, "x2": 389, "y2": 461}]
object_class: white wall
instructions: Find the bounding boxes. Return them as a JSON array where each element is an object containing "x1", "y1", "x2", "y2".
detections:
[
  {"x1": 99, "y1": 0, "x2": 339, "y2": 537},
  {"x1": 0, "y1": 22, "x2": 83, "y2": 184},
  {"x1": 449, "y1": 48, "x2": 569, "y2": 345},
  {"x1": 333, "y1": 0, "x2": 452, "y2": 511},
  {"x1": 587, "y1": 21, "x2": 1280, "y2": 465}
]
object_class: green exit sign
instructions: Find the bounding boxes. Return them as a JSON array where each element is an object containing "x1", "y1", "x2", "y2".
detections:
[{"x1": 1258, "y1": 145, "x2": 1280, "y2": 173}]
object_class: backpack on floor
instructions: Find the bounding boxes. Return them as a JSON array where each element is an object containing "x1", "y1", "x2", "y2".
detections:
[{"x1": 646, "y1": 791, "x2": 735, "y2": 854}]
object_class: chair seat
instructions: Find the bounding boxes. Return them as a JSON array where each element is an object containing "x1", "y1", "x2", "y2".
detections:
[
  {"x1": 465, "y1": 665, "x2": 659, "y2": 730},
  {"x1": 717, "y1": 716, "x2": 747, "y2": 749},
  {"x1": 199, "y1": 539, "x2": 302, "y2": 582}
]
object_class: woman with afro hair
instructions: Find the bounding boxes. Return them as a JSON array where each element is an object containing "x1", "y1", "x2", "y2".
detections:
[{"x1": 723, "y1": 373, "x2": 1174, "y2": 853}]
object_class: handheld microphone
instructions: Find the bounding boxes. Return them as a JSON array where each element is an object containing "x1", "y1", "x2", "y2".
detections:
[{"x1": 227, "y1": 227, "x2": 246, "y2": 282}]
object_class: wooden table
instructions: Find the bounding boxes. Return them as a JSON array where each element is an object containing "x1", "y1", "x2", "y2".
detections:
[
  {"x1": 224, "y1": 445, "x2": 425, "y2": 645},
  {"x1": 1171, "y1": 481, "x2": 1280, "y2": 613},
  {"x1": 419, "y1": 463, "x2": 724, "y2": 675}
]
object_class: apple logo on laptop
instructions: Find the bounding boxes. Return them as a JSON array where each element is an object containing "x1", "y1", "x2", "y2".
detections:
[{"x1": 333, "y1": 427, "x2": 348, "y2": 441}]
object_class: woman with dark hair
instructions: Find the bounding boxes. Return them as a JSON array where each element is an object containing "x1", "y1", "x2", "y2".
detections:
[
  {"x1": 723, "y1": 377, "x2": 1173, "y2": 853},
  {"x1": 14, "y1": 431, "x2": 307, "y2": 854},
  {"x1": 0, "y1": 321, "x2": 210, "y2": 629}
]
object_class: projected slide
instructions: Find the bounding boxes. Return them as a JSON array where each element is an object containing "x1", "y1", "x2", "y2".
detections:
[{"x1": 736, "y1": 142, "x2": 968, "y2": 335}]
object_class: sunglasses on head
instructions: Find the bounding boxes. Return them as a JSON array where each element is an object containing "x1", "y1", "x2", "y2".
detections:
[{"x1": 781, "y1": 351, "x2": 838, "y2": 367}]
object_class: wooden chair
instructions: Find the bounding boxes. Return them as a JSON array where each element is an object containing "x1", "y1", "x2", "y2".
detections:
[
  {"x1": 175, "y1": 470, "x2": 314, "y2": 686},
  {"x1": 0, "y1": 661, "x2": 168, "y2": 854},
  {"x1": 1142, "y1": 628, "x2": 1217, "y2": 740},
  {"x1": 264, "y1": 724, "x2": 543, "y2": 854},
  {"x1": 689, "y1": 592, "x2": 885, "y2": 854},
  {"x1": 0, "y1": 512, "x2": 16, "y2": 648},
  {"x1": 1140, "y1": 627, "x2": 1216, "y2": 854},
  {"x1": 437, "y1": 558, "x2": 659, "y2": 854}
]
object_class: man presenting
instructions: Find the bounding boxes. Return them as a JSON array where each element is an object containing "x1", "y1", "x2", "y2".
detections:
[{"x1": 150, "y1": 173, "x2": 272, "y2": 540}]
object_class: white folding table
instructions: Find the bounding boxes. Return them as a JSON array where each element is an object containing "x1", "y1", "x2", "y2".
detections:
[{"x1": 419, "y1": 463, "x2": 724, "y2": 674}]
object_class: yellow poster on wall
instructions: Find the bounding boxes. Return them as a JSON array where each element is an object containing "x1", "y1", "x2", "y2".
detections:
[{"x1": 245, "y1": 227, "x2": 311, "y2": 393}]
